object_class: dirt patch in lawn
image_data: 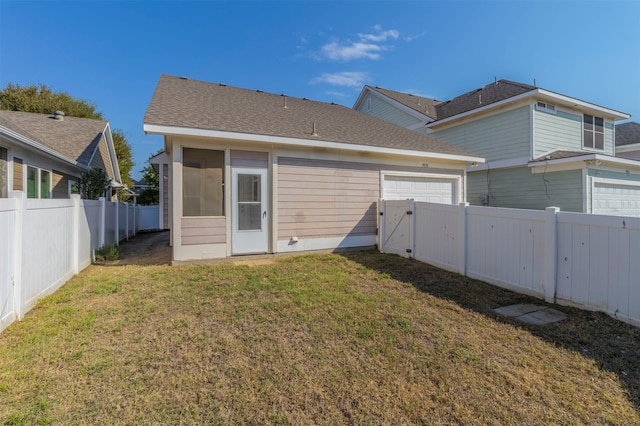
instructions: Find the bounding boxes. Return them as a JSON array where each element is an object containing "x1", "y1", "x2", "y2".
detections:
[{"x1": 113, "y1": 230, "x2": 171, "y2": 265}]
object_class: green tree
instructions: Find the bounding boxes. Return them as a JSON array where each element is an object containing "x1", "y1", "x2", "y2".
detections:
[
  {"x1": 0, "y1": 83, "x2": 102, "y2": 119},
  {"x1": 78, "y1": 168, "x2": 110, "y2": 200},
  {"x1": 0, "y1": 83, "x2": 134, "y2": 193},
  {"x1": 136, "y1": 151, "x2": 161, "y2": 206}
]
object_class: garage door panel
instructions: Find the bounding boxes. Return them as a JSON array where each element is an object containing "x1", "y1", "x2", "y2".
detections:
[
  {"x1": 383, "y1": 175, "x2": 456, "y2": 204},
  {"x1": 593, "y1": 182, "x2": 640, "y2": 217}
]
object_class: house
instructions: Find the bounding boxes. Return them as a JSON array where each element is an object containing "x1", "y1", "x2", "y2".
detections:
[
  {"x1": 143, "y1": 75, "x2": 483, "y2": 261},
  {"x1": 615, "y1": 122, "x2": 640, "y2": 161},
  {"x1": 0, "y1": 110, "x2": 122, "y2": 199},
  {"x1": 355, "y1": 81, "x2": 640, "y2": 216},
  {"x1": 149, "y1": 150, "x2": 170, "y2": 230}
]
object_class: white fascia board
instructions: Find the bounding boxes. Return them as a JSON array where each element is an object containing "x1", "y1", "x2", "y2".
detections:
[
  {"x1": 143, "y1": 123, "x2": 486, "y2": 164},
  {"x1": 536, "y1": 89, "x2": 630, "y2": 120},
  {"x1": 104, "y1": 123, "x2": 122, "y2": 183},
  {"x1": 0, "y1": 125, "x2": 85, "y2": 169},
  {"x1": 427, "y1": 90, "x2": 537, "y2": 128},
  {"x1": 352, "y1": 86, "x2": 370, "y2": 110},
  {"x1": 427, "y1": 88, "x2": 630, "y2": 129},
  {"x1": 616, "y1": 143, "x2": 640, "y2": 153},
  {"x1": 528, "y1": 153, "x2": 640, "y2": 171}
]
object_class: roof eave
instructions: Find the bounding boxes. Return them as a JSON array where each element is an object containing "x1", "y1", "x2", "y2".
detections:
[
  {"x1": 0, "y1": 125, "x2": 87, "y2": 170},
  {"x1": 428, "y1": 88, "x2": 630, "y2": 129},
  {"x1": 528, "y1": 153, "x2": 640, "y2": 169},
  {"x1": 143, "y1": 123, "x2": 485, "y2": 164},
  {"x1": 427, "y1": 90, "x2": 538, "y2": 128}
]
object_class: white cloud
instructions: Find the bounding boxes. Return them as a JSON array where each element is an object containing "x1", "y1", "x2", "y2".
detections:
[
  {"x1": 311, "y1": 72, "x2": 369, "y2": 88},
  {"x1": 357, "y1": 29, "x2": 399, "y2": 42},
  {"x1": 321, "y1": 41, "x2": 384, "y2": 61},
  {"x1": 318, "y1": 26, "x2": 400, "y2": 62}
]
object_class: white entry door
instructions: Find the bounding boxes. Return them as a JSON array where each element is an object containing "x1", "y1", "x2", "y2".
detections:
[{"x1": 232, "y1": 168, "x2": 268, "y2": 255}]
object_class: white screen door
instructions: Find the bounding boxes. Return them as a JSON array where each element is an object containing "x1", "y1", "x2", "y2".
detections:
[{"x1": 232, "y1": 168, "x2": 268, "y2": 255}]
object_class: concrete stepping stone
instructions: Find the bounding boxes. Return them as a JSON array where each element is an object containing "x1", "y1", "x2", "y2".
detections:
[{"x1": 494, "y1": 303, "x2": 567, "y2": 325}]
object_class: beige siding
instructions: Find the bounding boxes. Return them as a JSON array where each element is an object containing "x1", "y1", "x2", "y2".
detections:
[
  {"x1": 163, "y1": 164, "x2": 169, "y2": 229},
  {"x1": 13, "y1": 158, "x2": 23, "y2": 191},
  {"x1": 181, "y1": 217, "x2": 225, "y2": 245},
  {"x1": 90, "y1": 136, "x2": 114, "y2": 179},
  {"x1": 230, "y1": 150, "x2": 268, "y2": 168},
  {"x1": 52, "y1": 170, "x2": 75, "y2": 198},
  {"x1": 277, "y1": 157, "x2": 462, "y2": 239}
]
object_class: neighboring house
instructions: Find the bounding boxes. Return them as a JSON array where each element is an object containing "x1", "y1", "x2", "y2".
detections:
[
  {"x1": 149, "y1": 150, "x2": 170, "y2": 230},
  {"x1": 355, "y1": 81, "x2": 640, "y2": 216},
  {"x1": 0, "y1": 110, "x2": 122, "y2": 199},
  {"x1": 143, "y1": 75, "x2": 483, "y2": 261},
  {"x1": 615, "y1": 122, "x2": 640, "y2": 161}
]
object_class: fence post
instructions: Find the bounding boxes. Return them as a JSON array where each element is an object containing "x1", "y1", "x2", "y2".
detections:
[
  {"x1": 10, "y1": 191, "x2": 25, "y2": 320},
  {"x1": 408, "y1": 199, "x2": 415, "y2": 259},
  {"x1": 114, "y1": 201, "x2": 119, "y2": 245},
  {"x1": 98, "y1": 197, "x2": 105, "y2": 248},
  {"x1": 71, "y1": 194, "x2": 80, "y2": 274},
  {"x1": 544, "y1": 207, "x2": 560, "y2": 303},
  {"x1": 378, "y1": 199, "x2": 385, "y2": 252},
  {"x1": 125, "y1": 202, "x2": 129, "y2": 241},
  {"x1": 458, "y1": 202, "x2": 469, "y2": 276}
]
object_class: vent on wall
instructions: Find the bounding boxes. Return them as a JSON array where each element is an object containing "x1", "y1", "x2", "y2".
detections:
[{"x1": 536, "y1": 101, "x2": 556, "y2": 114}]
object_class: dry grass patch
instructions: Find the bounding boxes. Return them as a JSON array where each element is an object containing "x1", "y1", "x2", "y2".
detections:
[{"x1": 0, "y1": 251, "x2": 638, "y2": 425}]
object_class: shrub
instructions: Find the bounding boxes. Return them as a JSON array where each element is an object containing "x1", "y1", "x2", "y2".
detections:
[{"x1": 94, "y1": 243, "x2": 120, "y2": 262}]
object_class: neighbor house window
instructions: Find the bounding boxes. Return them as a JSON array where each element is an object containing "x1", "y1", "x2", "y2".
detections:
[
  {"x1": 0, "y1": 147, "x2": 7, "y2": 198},
  {"x1": 536, "y1": 101, "x2": 556, "y2": 113},
  {"x1": 584, "y1": 114, "x2": 604, "y2": 150},
  {"x1": 182, "y1": 148, "x2": 224, "y2": 216},
  {"x1": 26, "y1": 165, "x2": 51, "y2": 199}
]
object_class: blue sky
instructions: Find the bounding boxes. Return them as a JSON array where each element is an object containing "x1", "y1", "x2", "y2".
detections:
[{"x1": 1, "y1": 0, "x2": 639, "y2": 180}]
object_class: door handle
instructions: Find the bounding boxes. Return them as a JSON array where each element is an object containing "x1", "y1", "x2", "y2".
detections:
[{"x1": 263, "y1": 211, "x2": 267, "y2": 218}]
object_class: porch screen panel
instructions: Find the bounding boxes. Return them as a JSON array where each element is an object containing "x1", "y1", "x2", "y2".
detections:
[{"x1": 183, "y1": 148, "x2": 224, "y2": 216}]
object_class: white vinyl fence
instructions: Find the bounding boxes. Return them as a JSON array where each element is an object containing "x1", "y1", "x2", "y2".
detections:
[
  {"x1": 379, "y1": 200, "x2": 640, "y2": 327},
  {"x1": 0, "y1": 192, "x2": 160, "y2": 333}
]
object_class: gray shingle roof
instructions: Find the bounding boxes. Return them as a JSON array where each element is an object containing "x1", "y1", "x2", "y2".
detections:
[
  {"x1": 144, "y1": 75, "x2": 481, "y2": 159},
  {"x1": 435, "y1": 80, "x2": 536, "y2": 120},
  {"x1": 368, "y1": 80, "x2": 537, "y2": 122},
  {"x1": 616, "y1": 122, "x2": 640, "y2": 146},
  {"x1": 369, "y1": 86, "x2": 441, "y2": 119},
  {"x1": 0, "y1": 110, "x2": 107, "y2": 166},
  {"x1": 530, "y1": 150, "x2": 590, "y2": 162}
]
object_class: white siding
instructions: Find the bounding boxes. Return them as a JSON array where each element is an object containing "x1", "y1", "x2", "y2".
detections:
[
  {"x1": 467, "y1": 167, "x2": 583, "y2": 212},
  {"x1": 430, "y1": 106, "x2": 530, "y2": 161}
]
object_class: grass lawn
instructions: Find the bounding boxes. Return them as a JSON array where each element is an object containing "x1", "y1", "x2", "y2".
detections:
[{"x1": 1, "y1": 251, "x2": 639, "y2": 424}]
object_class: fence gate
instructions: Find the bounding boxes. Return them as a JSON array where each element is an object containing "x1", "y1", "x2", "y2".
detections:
[{"x1": 379, "y1": 199, "x2": 414, "y2": 258}]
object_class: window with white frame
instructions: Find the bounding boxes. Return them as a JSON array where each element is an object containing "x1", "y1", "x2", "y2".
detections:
[
  {"x1": 26, "y1": 165, "x2": 51, "y2": 199},
  {"x1": 583, "y1": 114, "x2": 604, "y2": 150},
  {"x1": 0, "y1": 147, "x2": 7, "y2": 198}
]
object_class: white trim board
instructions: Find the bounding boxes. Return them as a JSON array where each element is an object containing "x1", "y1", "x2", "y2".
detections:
[{"x1": 144, "y1": 124, "x2": 484, "y2": 164}]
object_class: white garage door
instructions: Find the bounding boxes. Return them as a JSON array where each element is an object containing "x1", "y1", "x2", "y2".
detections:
[
  {"x1": 383, "y1": 175, "x2": 456, "y2": 204},
  {"x1": 592, "y1": 182, "x2": 640, "y2": 216}
]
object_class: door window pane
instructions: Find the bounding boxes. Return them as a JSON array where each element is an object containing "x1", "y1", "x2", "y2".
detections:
[
  {"x1": 238, "y1": 202, "x2": 261, "y2": 231},
  {"x1": 0, "y1": 147, "x2": 7, "y2": 198},
  {"x1": 40, "y1": 170, "x2": 51, "y2": 199},
  {"x1": 238, "y1": 174, "x2": 261, "y2": 202},
  {"x1": 27, "y1": 166, "x2": 38, "y2": 198}
]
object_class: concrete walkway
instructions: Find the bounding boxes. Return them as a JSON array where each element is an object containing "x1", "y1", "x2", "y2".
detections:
[{"x1": 494, "y1": 303, "x2": 567, "y2": 325}]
